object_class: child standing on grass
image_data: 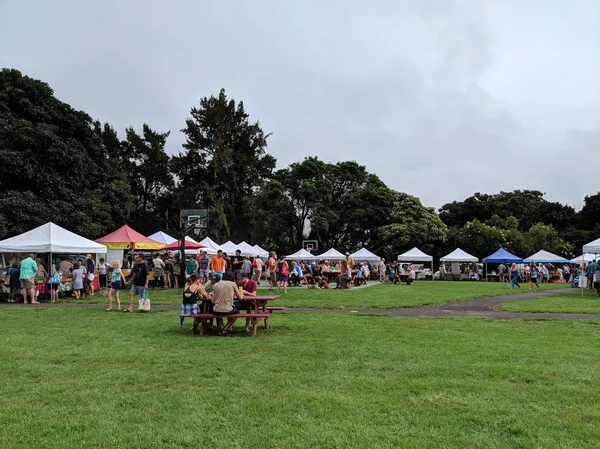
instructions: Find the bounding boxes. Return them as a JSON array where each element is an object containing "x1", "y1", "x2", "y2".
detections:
[
  {"x1": 510, "y1": 263, "x2": 521, "y2": 289},
  {"x1": 107, "y1": 259, "x2": 126, "y2": 311}
]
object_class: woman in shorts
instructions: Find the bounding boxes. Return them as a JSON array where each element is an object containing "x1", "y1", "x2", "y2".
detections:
[
  {"x1": 181, "y1": 274, "x2": 209, "y2": 333},
  {"x1": 72, "y1": 262, "x2": 85, "y2": 299},
  {"x1": 107, "y1": 259, "x2": 126, "y2": 311}
]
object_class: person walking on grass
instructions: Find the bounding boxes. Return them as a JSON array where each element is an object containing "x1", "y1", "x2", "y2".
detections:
[
  {"x1": 107, "y1": 259, "x2": 126, "y2": 311},
  {"x1": 277, "y1": 255, "x2": 289, "y2": 293},
  {"x1": 510, "y1": 263, "x2": 521, "y2": 289},
  {"x1": 267, "y1": 251, "x2": 278, "y2": 291},
  {"x1": 528, "y1": 261, "x2": 540, "y2": 289},
  {"x1": 124, "y1": 254, "x2": 150, "y2": 313}
]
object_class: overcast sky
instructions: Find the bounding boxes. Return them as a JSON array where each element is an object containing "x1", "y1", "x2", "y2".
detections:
[{"x1": 2, "y1": 0, "x2": 599, "y2": 210}]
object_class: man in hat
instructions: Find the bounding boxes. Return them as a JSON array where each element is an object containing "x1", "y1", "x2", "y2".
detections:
[{"x1": 343, "y1": 252, "x2": 355, "y2": 268}]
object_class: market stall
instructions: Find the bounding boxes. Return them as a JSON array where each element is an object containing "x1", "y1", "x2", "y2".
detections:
[
  {"x1": 286, "y1": 249, "x2": 317, "y2": 261},
  {"x1": 440, "y1": 248, "x2": 479, "y2": 280},
  {"x1": 147, "y1": 231, "x2": 177, "y2": 246},
  {"x1": 482, "y1": 248, "x2": 523, "y2": 281},
  {"x1": 96, "y1": 225, "x2": 164, "y2": 266},
  {"x1": 314, "y1": 248, "x2": 345, "y2": 261},
  {"x1": 253, "y1": 244, "x2": 269, "y2": 259},
  {"x1": 350, "y1": 248, "x2": 381, "y2": 264},
  {"x1": 236, "y1": 241, "x2": 260, "y2": 257},
  {"x1": 198, "y1": 237, "x2": 222, "y2": 255},
  {"x1": 0, "y1": 222, "x2": 107, "y2": 297}
]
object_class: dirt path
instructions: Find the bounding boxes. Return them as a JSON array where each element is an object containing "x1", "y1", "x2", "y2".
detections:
[{"x1": 3, "y1": 288, "x2": 598, "y2": 320}]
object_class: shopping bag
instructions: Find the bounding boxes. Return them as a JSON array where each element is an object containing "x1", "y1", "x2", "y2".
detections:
[{"x1": 138, "y1": 288, "x2": 151, "y2": 312}]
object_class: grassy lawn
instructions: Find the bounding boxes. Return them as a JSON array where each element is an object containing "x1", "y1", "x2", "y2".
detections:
[
  {"x1": 500, "y1": 288, "x2": 600, "y2": 314},
  {"x1": 60, "y1": 281, "x2": 567, "y2": 310},
  {"x1": 1, "y1": 307, "x2": 600, "y2": 448}
]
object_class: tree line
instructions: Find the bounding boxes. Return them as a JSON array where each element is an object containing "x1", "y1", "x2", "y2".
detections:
[{"x1": 1, "y1": 69, "x2": 598, "y2": 260}]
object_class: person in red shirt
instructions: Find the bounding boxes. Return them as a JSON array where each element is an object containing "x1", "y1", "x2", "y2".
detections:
[
  {"x1": 237, "y1": 274, "x2": 258, "y2": 334},
  {"x1": 277, "y1": 255, "x2": 289, "y2": 293}
]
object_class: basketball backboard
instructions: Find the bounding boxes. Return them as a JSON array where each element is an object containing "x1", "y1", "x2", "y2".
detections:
[
  {"x1": 302, "y1": 240, "x2": 318, "y2": 254},
  {"x1": 180, "y1": 209, "x2": 208, "y2": 228}
]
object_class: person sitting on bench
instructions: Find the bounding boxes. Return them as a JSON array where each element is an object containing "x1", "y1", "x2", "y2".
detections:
[
  {"x1": 181, "y1": 274, "x2": 209, "y2": 333},
  {"x1": 212, "y1": 271, "x2": 243, "y2": 335}
]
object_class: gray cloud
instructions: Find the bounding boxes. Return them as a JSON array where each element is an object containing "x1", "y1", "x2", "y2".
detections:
[{"x1": 1, "y1": 0, "x2": 598, "y2": 209}]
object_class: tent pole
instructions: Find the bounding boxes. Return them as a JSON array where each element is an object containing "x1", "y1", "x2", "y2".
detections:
[
  {"x1": 1, "y1": 253, "x2": 5, "y2": 269},
  {"x1": 581, "y1": 247, "x2": 584, "y2": 297}
]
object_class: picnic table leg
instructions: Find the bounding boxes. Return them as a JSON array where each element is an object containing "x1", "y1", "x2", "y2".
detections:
[{"x1": 252, "y1": 317, "x2": 258, "y2": 336}]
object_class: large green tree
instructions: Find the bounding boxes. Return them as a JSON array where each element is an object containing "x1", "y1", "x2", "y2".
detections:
[
  {"x1": 0, "y1": 69, "x2": 134, "y2": 238},
  {"x1": 171, "y1": 89, "x2": 276, "y2": 241},
  {"x1": 122, "y1": 124, "x2": 173, "y2": 234}
]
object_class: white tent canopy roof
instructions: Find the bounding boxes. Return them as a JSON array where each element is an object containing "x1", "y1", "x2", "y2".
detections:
[
  {"x1": 236, "y1": 241, "x2": 259, "y2": 256},
  {"x1": 350, "y1": 248, "x2": 381, "y2": 263},
  {"x1": 0, "y1": 222, "x2": 107, "y2": 254},
  {"x1": 440, "y1": 248, "x2": 478, "y2": 262},
  {"x1": 314, "y1": 248, "x2": 345, "y2": 261},
  {"x1": 219, "y1": 241, "x2": 238, "y2": 254},
  {"x1": 185, "y1": 235, "x2": 199, "y2": 244},
  {"x1": 524, "y1": 250, "x2": 570, "y2": 263},
  {"x1": 147, "y1": 231, "x2": 177, "y2": 245},
  {"x1": 397, "y1": 247, "x2": 433, "y2": 262},
  {"x1": 197, "y1": 237, "x2": 221, "y2": 255},
  {"x1": 253, "y1": 244, "x2": 269, "y2": 258},
  {"x1": 570, "y1": 253, "x2": 598, "y2": 264},
  {"x1": 583, "y1": 237, "x2": 600, "y2": 254},
  {"x1": 286, "y1": 248, "x2": 317, "y2": 260}
]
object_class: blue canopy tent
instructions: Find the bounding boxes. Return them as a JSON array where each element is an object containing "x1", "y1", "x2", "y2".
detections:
[{"x1": 482, "y1": 248, "x2": 523, "y2": 281}]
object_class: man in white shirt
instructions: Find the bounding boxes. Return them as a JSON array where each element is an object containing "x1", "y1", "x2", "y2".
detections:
[{"x1": 152, "y1": 253, "x2": 165, "y2": 288}]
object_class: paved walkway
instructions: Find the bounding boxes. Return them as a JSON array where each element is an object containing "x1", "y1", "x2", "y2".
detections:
[{"x1": 3, "y1": 287, "x2": 599, "y2": 320}]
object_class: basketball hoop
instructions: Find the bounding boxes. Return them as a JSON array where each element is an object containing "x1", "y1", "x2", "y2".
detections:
[{"x1": 193, "y1": 224, "x2": 203, "y2": 236}]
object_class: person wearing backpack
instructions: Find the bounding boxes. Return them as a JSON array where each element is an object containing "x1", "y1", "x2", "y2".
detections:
[
  {"x1": 277, "y1": 255, "x2": 289, "y2": 293},
  {"x1": 48, "y1": 264, "x2": 61, "y2": 303}
]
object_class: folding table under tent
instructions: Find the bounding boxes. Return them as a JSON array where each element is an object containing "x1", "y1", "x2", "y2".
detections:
[
  {"x1": 314, "y1": 248, "x2": 345, "y2": 261},
  {"x1": 286, "y1": 249, "x2": 317, "y2": 260},
  {"x1": 350, "y1": 248, "x2": 381, "y2": 264},
  {"x1": 523, "y1": 250, "x2": 570, "y2": 264},
  {"x1": 440, "y1": 248, "x2": 478, "y2": 262},
  {"x1": 482, "y1": 248, "x2": 523, "y2": 281},
  {"x1": 397, "y1": 247, "x2": 433, "y2": 264},
  {"x1": 147, "y1": 231, "x2": 177, "y2": 246},
  {"x1": 236, "y1": 241, "x2": 259, "y2": 257},
  {"x1": 253, "y1": 244, "x2": 269, "y2": 259}
]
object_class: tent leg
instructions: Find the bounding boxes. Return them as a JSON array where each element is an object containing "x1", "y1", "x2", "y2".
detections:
[{"x1": 581, "y1": 247, "x2": 584, "y2": 297}]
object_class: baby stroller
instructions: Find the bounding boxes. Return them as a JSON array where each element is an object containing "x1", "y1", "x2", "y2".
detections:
[{"x1": 571, "y1": 275, "x2": 580, "y2": 288}]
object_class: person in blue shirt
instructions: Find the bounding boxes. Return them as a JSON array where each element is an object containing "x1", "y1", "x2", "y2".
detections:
[
  {"x1": 8, "y1": 263, "x2": 20, "y2": 302},
  {"x1": 588, "y1": 260, "x2": 597, "y2": 290}
]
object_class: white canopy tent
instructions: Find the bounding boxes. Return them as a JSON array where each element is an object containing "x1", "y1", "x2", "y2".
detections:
[
  {"x1": 397, "y1": 247, "x2": 433, "y2": 263},
  {"x1": 524, "y1": 250, "x2": 570, "y2": 264},
  {"x1": 219, "y1": 241, "x2": 239, "y2": 254},
  {"x1": 350, "y1": 248, "x2": 381, "y2": 263},
  {"x1": 236, "y1": 241, "x2": 259, "y2": 257},
  {"x1": 286, "y1": 248, "x2": 317, "y2": 260},
  {"x1": 570, "y1": 253, "x2": 598, "y2": 264},
  {"x1": 314, "y1": 248, "x2": 345, "y2": 261},
  {"x1": 197, "y1": 237, "x2": 221, "y2": 255},
  {"x1": 185, "y1": 235, "x2": 199, "y2": 244},
  {"x1": 583, "y1": 237, "x2": 600, "y2": 254},
  {"x1": 0, "y1": 222, "x2": 107, "y2": 254},
  {"x1": 147, "y1": 231, "x2": 177, "y2": 245},
  {"x1": 440, "y1": 248, "x2": 478, "y2": 262},
  {"x1": 253, "y1": 244, "x2": 269, "y2": 258}
]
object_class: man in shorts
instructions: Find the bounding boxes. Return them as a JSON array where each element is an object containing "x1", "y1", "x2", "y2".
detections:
[
  {"x1": 198, "y1": 251, "x2": 210, "y2": 284},
  {"x1": 212, "y1": 271, "x2": 243, "y2": 335},
  {"x1": 124, "y1": 254, "x2": 150, "y2": 312},
  {"x1": 20, "y1": 254, "x2": 39, "y2": 304},
  {"x1": 210, "y1": 250, "x2": 226, "y2": 280},
  {"x1": 267, "y1": 251, "x2": 278, "y2": 291},
  {"x1": 252, "y1": 256, "x2": 264, "y2": 285}
]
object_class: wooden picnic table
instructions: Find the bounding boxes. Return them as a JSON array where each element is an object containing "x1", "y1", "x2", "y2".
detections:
[
  {"x1": 322, "y1": 271, "x2": 340, "y2": 283},
  {"x1": 189, "y1": 295, "x2": 281, "y2": 336}
]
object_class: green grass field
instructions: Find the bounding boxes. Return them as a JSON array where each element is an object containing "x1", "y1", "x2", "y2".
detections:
[
  {"x1": 63, "y1": 281, "x2": 567, "y2": 309},
  {"x1": 1, "y1": 307, "x2": 600, "y2": 448},
  {"x1": 501, "y1": 288, "x2": 600, "y2": 314}
]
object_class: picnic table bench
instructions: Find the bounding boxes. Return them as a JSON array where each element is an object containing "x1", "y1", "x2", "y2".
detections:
[{"x1": 180, "y1": 295, "x2": 281, "y2": 336}]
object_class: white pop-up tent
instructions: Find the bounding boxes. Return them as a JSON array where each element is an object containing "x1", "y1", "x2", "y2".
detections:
[
  {"x1": 397, "y1": 247, "x2": 433, "y2": 263},
  {"x1": 570, "y1": 253, "x2": 597, "y2": 264},
  {"x1": 197, "y1": 237, "x2": 221, "y2": 255},
  {"x1": 583, "y1": 237, "x2": 600, "y2": 254},
  {"x1": 219, "y1": 241, "x2": 238, "y2": 254},
  {"x1": 0, "y1": 222, "x2": 107, "y2": 254},
  {"x1": 440, "y1": 248, "x2": 478, "y2": 262},
  {"x1": 350, "y1": 248, "x2": 381, "y2": 263},
  {"x1": 524, "y1": 250, "x2": 570, "y2": 264},
  {"x1": 237, "y1": 241, "x2": 259, "y2": 257},
  {"x1": 253, "y1": 244, "x2": 269, "y2": 258},
  {"x1": 286, "y1": 248, "x2": 317, "y2": 260},
  {"x1": 314, "y1": 248, "x2": 345, "y2": 261},
  {"x1": 148, "y1": 231, "x2": 177, "y2": 245}
]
